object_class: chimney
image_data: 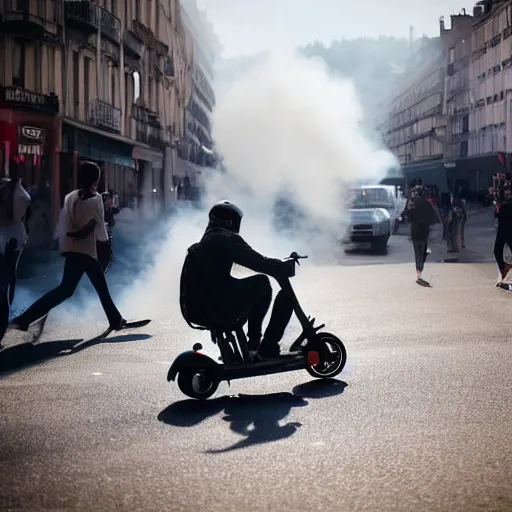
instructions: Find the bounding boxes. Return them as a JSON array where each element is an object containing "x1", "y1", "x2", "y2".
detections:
[{"x1": 439, "y1": 16, "x2": 445, "y2": 34}]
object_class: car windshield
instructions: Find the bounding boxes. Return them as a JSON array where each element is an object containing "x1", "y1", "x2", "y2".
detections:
[{"x1": 349, "y1": 188, "x2": 393, "y2": 209}]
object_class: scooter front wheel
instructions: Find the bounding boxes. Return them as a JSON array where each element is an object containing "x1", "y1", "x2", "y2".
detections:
[
  {"x1": 306, "y1": 332, "x2": 347, "y2": 379},
  {"x1": 177, "y1": 368, "x2": 219, "y2": 400}
]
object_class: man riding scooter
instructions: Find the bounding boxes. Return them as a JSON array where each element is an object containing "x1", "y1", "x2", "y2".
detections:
[{"x1": 180, "y1": 200, "x2": 295, "y2": 360}]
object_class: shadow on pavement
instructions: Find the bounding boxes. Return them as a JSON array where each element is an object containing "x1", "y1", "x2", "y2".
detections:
[
  {"x1": 0, "y1": 332, "x2": 152, "y2": 376},
  {"x1": 158, "y1": 379, "x2": 348, "y2": 453}
]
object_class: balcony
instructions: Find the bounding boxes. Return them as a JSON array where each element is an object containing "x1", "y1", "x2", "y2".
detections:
[
  {"x1": 132, "y1": 20, "x2": 168, "y2": 55},
  {"x1": 88, "y1": 99, "x2": 121, "y2": 133},
  {"x1": 0, "y1": 11, "x2": 61, "y2": 43},
  {"x1": 132, "y1": 105, "x2": 165, "y2": 148},
  {"x1": 123, "y1": 30, "x2": 144, "y2": 60},
  {"x1": 65, "y1": 1, "x2": 121, "y2": 44},
  {"x1": 135, "y1": 122, "x2": 165, "y2": 149},
  {"x1": 132, "y1": 104, "x2": 161, "y2": 129},
  {"x1": 0, "y1": 86, "x2": 59, "y2": 115}
]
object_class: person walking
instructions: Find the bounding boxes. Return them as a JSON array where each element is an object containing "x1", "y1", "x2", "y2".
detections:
[
  {"x1": 5, "y1": 161, "x2": 126, "y2": 338},
  {"x1": 494, "y1": 186, "x2": 512, "y2": 281},
  {"x1": 405, "y1": 185, "x2": 438, "y2": 286},
  {"x1": 0, "y1": 160, "x2": 31, "y2": 339}
]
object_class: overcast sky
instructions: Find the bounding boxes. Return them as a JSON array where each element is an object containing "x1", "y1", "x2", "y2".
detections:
[{"x1": 195, "y1": 0, "x2": 474, "y2": 59}]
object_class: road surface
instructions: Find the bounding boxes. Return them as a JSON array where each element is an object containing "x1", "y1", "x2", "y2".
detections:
[{"x1": 1, "y1": 209, "x2": 511, "y2": 512}]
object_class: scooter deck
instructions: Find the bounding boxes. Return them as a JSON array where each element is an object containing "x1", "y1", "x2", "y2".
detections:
[{"x1": 220, "y1": 353, "x2": 307, "y2": 380}]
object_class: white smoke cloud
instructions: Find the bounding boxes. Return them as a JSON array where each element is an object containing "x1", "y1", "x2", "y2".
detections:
[
  {"x1": 116, "y1": 50, "x2": 396, "y2": 321},
  {"x1": 11, "y1": 50, "x2": 395, "y2": 333}
]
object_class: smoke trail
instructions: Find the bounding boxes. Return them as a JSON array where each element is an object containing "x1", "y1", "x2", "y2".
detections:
[{"x1": 115, "y1": 50, "x2": 395, "y2": 321}]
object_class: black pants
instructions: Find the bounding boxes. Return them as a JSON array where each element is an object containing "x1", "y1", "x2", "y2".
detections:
[
  {"x1": 0, "y1": 239, "x2": 22, "y2": 340},
  {"x1": 12, "y1": 252, "x2": 122, "y2": 329},
  {"x1": 230, "y1": 274, "x2": 294, "y2": 351},
  {"x1": 494, "y1": 232, "x2": 512, "y2": 275},
  {"x1": 412, "y1": 238, "x2": 428, "y2": 272}
]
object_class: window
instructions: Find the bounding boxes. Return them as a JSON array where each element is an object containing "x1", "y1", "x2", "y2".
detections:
[
  {"x1": 133, "y1": 71, "x2": 140, "y2": 102},
  {"x1": 84, "y1": 57, "x2": 90, "y2": 110},
  {"x1": 449, "y1": 47, "x2": 455, "y2": 64},
  {"x1": 48, "y1": 45, "x2": 55, "y2": 92},
  {"x1": 135, "y1": 0, "x2": 141, "y2": 21},
  {"x1": 12, "y1": 40, "x2": 25, "y2": 87},
  {"x1": 73, "y1": 51, "x2": 79, "y2": 118},
  {"x1": 102, "y1": 59, "x2": 109, "y2": 100},
  {"x1": 147, "y1": 0, "x2": 152, "y2": 27},
  {"x1": 37, "y1": 0, "x2": 46, "y2": 18},
  {"x1": 111, "y1": 69, "x2": 116, "y2": 106},
  {"x1": 14, "y1": 0, "x2": 29, "y2": 10},
  {"x1": 148, "y1": 76, "x2": 153, "y2": 108}
]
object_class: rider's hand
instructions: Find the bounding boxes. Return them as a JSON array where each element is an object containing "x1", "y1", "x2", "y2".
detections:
[{"x1": 281, "y1": 258, "x2": 296, "y2": 278}]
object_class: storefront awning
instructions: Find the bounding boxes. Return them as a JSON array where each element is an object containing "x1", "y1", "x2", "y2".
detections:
[
  {"x1": 63, "y1": 120, "x2": 135, "y2": 169},
  {"x1": 132, "y1": 145, "x2": 163, "y2": 168},
  {"x1": 400, "y1": 159, "x2": 448, "y2": 193}
]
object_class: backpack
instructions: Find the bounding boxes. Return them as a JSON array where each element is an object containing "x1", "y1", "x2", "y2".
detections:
[
  {"x1": 179, "y1": 243, "x2": 221, "y2": 330},
  {"x1": 0, "y1": 180, "x2": 15, "y2": 226}
]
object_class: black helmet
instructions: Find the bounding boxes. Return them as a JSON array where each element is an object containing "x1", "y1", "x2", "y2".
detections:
[{"x1": 208, "y1": 200, "x2": 243, "y2": 233}]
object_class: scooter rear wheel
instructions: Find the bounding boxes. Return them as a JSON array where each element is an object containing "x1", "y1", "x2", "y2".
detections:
[
  {"x1": 306, "y1": 332, "x2": 347, "y2": 379},
  {"x1": 177, "y1": 368, "x2": 219, "y2": 400}
]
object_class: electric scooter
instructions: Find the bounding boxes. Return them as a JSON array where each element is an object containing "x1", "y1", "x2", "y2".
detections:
[{"x1": 167, "y1": 252, "x2": 347, "y2": 400}]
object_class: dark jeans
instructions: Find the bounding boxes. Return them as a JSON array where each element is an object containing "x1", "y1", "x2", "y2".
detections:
[
  {"x1": 494, "y1": 232, "x2": 512, "y2": 275},
  {"x1": 0, "y1": 239, "x2": 21, "y2": 340},
  {"x1": 412, "y1": 238, "x2": 428, "y2": 272},
  {"x1": 230, "y1": 274, "x2": 294, "y2": 351},
  {"x1": 13, "y1": 252, "x2": 122, "y2": 329}
]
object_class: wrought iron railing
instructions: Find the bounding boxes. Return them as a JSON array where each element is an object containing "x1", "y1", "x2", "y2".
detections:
[{"x1": 88, "y1": 99, "x2": 121, "y2": 133}]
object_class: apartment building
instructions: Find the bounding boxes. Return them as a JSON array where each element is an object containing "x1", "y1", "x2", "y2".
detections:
[
  {"x1": 379, "y1": 37, "x2": 448, "y2": 189},
  {"x1": 470, "y1": 1, "x2": 512, "y2": 161},
  {"x1": 179, "y1": 0, "x2": 220, "y2": 196},
  {"x1": 0, "y1": 0, "x2": 63, "y2": 248},
  {"x1": 379, "y1": 14, "x2": 477, "y2": 192},
  {"x1": 61, "y1": 0, "x2": 180, "y2": 216}
]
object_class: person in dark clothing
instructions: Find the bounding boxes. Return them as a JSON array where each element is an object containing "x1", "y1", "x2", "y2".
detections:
[
  {"x1": 494, "y1": 188, "x2": 512, "y2": 279},
  {"x1": 6, "y1": 162, "x2": 126, "y2": 338},
  {"x1": 180, "y1": 200, "x2": 296, "y2": 359},
  {"x1": 405, "y1": 186, "x2": 438, "y2": 285}
]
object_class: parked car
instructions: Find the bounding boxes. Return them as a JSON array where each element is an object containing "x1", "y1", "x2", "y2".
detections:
[{"x1": 343, "y1": 186, "x2": 396, "y2": 251}]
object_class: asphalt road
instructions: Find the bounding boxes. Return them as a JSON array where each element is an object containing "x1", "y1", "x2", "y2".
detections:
[{"x1": 2, "y1": 209, "x2": 512, "y2": 512}]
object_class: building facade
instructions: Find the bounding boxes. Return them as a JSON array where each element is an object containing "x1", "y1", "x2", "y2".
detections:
[
  {"x1": 0, "y1": 0, "x2": 63, "y2": 248},
  {"x1": 378, "y1": 9, "x2": 499, "y2": 195},
  {"x1": 0, "y1": 0, "x2": 219, "y2": 244},
  {"x1": 178, "y1": 0, "x2": 221, "y2": 198},
  {"x1": 379, "y1": 36, "x2": 448, "y2": 190}
]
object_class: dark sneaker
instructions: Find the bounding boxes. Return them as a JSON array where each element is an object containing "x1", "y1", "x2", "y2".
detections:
[
  {"x1": 248, "y1": 338, "x2": 261, "y2": 352},
  {"x1": 110, "y1": 318, "x2": 127, "y2": 331},
  {"x1": 7, "y1": 321, "x2": 29, "y2": 332},
  {"x1": 258, "y1": 343, "x2": 281, "y2": 360}
]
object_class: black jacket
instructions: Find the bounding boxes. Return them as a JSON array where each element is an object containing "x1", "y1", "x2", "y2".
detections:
[
  {"x1": 180, "y1": 224, "x2": 293, "y2": 326},
  {"x1": 406, "y1": 196, "x2": 437, "y2": 240},
  {"x1": 497, "y1": 201, "x2": 512, "y2": 236}
]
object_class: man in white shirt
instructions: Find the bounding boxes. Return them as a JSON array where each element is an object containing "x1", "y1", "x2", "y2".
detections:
[
  {"x1": 0, "y1": 161, "x2": 31, "y2": 339},
  {"x1": 6, "y1": 161, "x2": 126, "y2": 336}
]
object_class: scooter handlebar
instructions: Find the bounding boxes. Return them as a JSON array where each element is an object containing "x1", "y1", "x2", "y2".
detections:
[{"x1": 287, "y1": 252, "x2": 308, "y2": 266}]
